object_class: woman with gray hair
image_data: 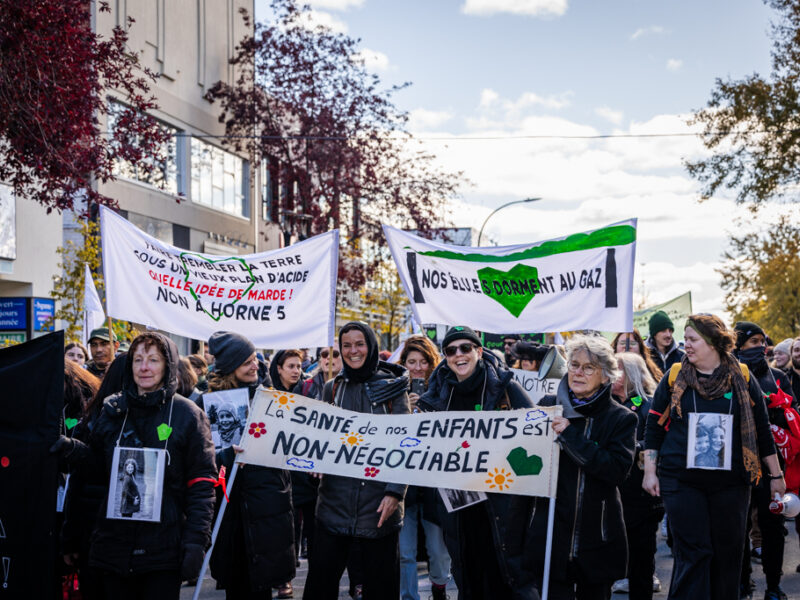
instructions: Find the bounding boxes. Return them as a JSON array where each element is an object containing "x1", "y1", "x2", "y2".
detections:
[
  {"x1": 527, "y1": 334, "x2": 638, "y2": 599},
  {"x1": 610, "y1": 352, "x2": 664, "y2": 599}
]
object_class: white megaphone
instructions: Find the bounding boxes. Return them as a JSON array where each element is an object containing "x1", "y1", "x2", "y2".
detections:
[{"x1": 769, "y1": 492, "x2": 800, "y2": 518}]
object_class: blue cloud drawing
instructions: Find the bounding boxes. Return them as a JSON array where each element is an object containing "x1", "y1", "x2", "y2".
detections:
[
  {"x1": 287, "y1": 457, "x2": 315, "y2": 469},
  {"x1": 400, "y1": 437, "x2": 421, "y2": 448},
  {"x1": 525, "y1": 409, "x2": 547, "y2": 422}
]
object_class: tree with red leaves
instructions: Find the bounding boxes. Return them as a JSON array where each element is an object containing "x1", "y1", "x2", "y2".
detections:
[
  {"x1": 0, "y1": 0, "x2": 169, "y2": 213},
  {"x1": 205, "y1": 0, "x2": 464, "y2": 289}
]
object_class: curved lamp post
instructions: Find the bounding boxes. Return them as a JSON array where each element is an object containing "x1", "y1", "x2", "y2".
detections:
[{"x1": 476, "y1": 197, "x2": 541, "y2": 246}]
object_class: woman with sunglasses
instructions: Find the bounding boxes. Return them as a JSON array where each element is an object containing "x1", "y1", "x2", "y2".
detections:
[
  {"x1": 417, "y1": 326, "x2": 536, "y2": 599},
  {"x1": 296, "y1": 347, "x2": 342, "y2": 400}
]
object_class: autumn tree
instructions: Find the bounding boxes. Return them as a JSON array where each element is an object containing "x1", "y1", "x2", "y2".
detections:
[
  {"x1": 205, "y1": 0, "x2": 463, "y2": 289},
  {"x1": 0, "y1": 0, "x2": 169, "y2": 213},
  {"x1": 718, "y1": 211, "x2": 800, "y2": 339},
  {"x1": 687, "y1": 0, "x2": 800, "y2": 207}
]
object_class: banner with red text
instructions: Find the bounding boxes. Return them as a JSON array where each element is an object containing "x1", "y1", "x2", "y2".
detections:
[{"x1": 100, "y1": 206, "x2": 338, "y2": 348}]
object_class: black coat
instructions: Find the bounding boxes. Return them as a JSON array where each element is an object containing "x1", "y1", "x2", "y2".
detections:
[
  {"x1": 85, "y1": 333, "x2": 217, "y2": 576},
  {"x1": 529, "y1": 378, "x2": 637, "y2": 585},
  {"x1": 646, "y1": 338, "x2": 684, "y2": 374},
  {"x1": 420, "y1": 351, "x2": 538, "y2": 599}
]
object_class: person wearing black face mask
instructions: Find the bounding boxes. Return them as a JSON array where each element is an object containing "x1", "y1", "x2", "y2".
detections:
[{"x1": 734, "y1": 322, "x2": 798, "y2": 600}]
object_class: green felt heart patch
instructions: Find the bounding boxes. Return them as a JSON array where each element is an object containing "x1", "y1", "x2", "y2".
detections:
[
  {"x1": 477, "y1": 263, "x2": 539, "y2": 318},
  {"x1": 506, "y1": 446, "x2": 543, "y2": 476},
  {"x1": 157, "y1": 423, "x2": 173, "y2": 441},
  {"x1": 64, "y1": 418, "x2": 78, "y2": 431}
]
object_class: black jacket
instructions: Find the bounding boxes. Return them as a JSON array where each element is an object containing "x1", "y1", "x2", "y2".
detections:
[
  {"x1": 85, "y1": 333, "x2": 217, "y2": 575},
  {"x1": 646, "y1": 338, "x2": 684, "y2": 374},
  {"x1": 529, "y1": 379, "x2": 637, "y2": 585},
  {"x1": 420, "y1": 351, "x2": 538, "y2": 599}
]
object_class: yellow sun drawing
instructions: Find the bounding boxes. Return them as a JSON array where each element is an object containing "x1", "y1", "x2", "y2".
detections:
[
  {"x1": 340, "y1": 432, "x2": 365, "y2": 446},
  {"x1": 272, "y1": 393, "x2": 296, "y2": 410},
  {"x1": 485, "y1": 467, "x2": 514, "y2": 491}
]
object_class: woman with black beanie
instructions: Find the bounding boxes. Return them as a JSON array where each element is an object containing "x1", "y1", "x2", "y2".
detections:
[{"x1": 303, "y1": 321, "x2": 411, "y2": 599}]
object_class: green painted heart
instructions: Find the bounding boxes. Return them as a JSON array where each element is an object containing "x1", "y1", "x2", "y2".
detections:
[
  {"x1": 179, "y1": 252, "x2": 256, "y2": 322},
  {"x1": 506, "y1": 446, "x2": 543, "y2": 476},
  {"x1": 157, "y1": 423, "x2": 173, "y2": 441},
  {"x1": 477, "y1": 263, "x2": 539, "y2": 318},
  {"x1": 64, "y1": 418, "x2": 78, "y2": 431}
]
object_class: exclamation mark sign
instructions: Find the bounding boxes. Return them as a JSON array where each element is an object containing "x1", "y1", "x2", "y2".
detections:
[
  {"x1": 289, "y1": 289, "x2": 293, "y2": 300},
  {"x1": 2, "y1": 556, "x2": 9, "y2": 588}
]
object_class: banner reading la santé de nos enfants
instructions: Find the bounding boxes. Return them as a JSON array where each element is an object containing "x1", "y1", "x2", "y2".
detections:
[
  {"x1": 238, "y1": 390, "x2": 562, "y2": 498},
  {"x1": 100, "y1": 206, "x2": 338, "y2": 348},
  {"x1": 384, "y1": 220, "x2": 637, "y2": 334}
]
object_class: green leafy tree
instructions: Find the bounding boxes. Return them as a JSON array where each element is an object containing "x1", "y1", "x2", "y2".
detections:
[{"x1": 686, "y1": 0, "x2": 800, "y2": 207}]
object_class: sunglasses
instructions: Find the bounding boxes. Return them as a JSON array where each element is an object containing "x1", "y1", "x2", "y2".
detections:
[
  {"x1": 444, "y1": 343, "x2": 477, "y2": 357},
  {"x1": 320, "y1": 350, "x2": 340, "y2": 359}
]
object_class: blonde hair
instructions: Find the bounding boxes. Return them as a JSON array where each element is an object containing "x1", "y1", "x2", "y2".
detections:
[{"x1": 615, "y1": 352, "x2": 657, "y2": 398}]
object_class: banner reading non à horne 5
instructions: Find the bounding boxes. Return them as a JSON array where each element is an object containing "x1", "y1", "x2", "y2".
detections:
[
  {"x1": 238, "y1": 390, "x2": 562, "y2": 498},
  {"x1": 383, "y1": 221, "x2": 637, "y2": 333},
  {"x1": 100, "y1": 207, "x2": 338, "y2": 348}
]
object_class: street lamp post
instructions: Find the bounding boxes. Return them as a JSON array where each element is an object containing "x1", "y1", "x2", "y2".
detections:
[{"x1": 476, "y1": 197, "x2": 541, "y2": 246}]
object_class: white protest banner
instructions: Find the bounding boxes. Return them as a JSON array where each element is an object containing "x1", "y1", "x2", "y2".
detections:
[
  {"x1": 100, "y1": 206, "x2": 338, "y2": 348},
  {"x1": 511, "y1": 369, "x2": 559, "y2": 404},
  {"x1": 238, "y1": 390, "x2": 562, "y2": 498},
  {"x1": 632, "y1": 291, "x2": 693, "y2": 341},
  {"x1": 384, "y1": 220, "x2": 637, "y2": 333},
  {"x1": 82, "y1": 263, "x2": 106, "y2": 345}
]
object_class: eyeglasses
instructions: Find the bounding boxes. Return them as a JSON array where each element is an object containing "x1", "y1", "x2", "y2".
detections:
[
  {"x1": 567, "y1": 361, "x2": 598, "y2": 376},
  {"x1": 444, "y1": 343, "x2": 477, "y2": 357},
  {"x1": 320, "y1": 350, "x2": 340, "y2": 359},
  {"x1": 503, "y1": 341, "x2": 516, "y2": 347}
]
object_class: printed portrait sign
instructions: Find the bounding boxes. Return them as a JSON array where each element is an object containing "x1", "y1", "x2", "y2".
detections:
[
  {"x1": 238, "y1": 390, "x2": 562, "y2": 498},
  {"x1": 106, "y1": 447, "x2": 166, "y2": 522},
  {"x1": 384, "y1": 221, "x2": 637, "y2": 334},
  {"x1": 687, "y1": 413, "x2": 733, "y2": 471},
  {"x1": 100, "y1": 206, "x2": 338, "y2": 348},
  {"x1": 203, "y1": 389, "x2": 250, "y2": 451},
  {"x1": 439, "y1": 488, "x2": 488, "y2": 513}
]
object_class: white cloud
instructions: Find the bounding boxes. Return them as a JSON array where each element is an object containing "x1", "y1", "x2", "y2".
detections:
[
  {"x1": 479, "y1": 88, "x2": 500, "y2": 108},
  {"x1": 461, "y1": 0, "x2": 567, "y2": 18},
  {"x1": 408, "y1": 109, "x2": 454, "y2": 132},
  {"x1": 354, "y1": 48, "x2": 390, "y2": 71},
  {"x1": 296, "y1": 9, "x2": 348, "y2": 33},
  {"x1": 630, "y1": 25, "x2": 667, "y2": 41},
  {"x1": 594, "y1": 106, "x2": 624, "y2": 125},
  {"x1": 666, "y1": 58, "x2": 683, "y2": 72},
  {"x1": 306, "y1": 0, "x2": 364, "y2": 9}
]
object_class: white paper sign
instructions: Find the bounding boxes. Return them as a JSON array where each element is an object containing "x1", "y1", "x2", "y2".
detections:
[
  {"x1": 100, "y1": 206, "x2": 338, "y2": 348},
  {"x1": 383, "y1": 221, "x2": 637, "y2": 333},
  {"x1": 510, "y1": 369, "x2": 559, "y2": 404},
  {"x1": 239, "y1": 390, "x2": 562, "y2": 498}
]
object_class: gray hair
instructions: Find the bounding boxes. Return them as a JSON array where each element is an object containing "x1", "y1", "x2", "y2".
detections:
[
  {"x1": 565, "y1": 334, "x2": 620, "y2": 382},
  {"x1": 615, "y1": 352, "x2": 657, "y2": 398}
]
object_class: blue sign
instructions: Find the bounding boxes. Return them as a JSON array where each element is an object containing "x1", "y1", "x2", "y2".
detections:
[
  {"x1": 33, "y1": 298, "x2": 55, "y2": 331},
  {"x1": 0, "y1": 297, "x2": 26, "y2": 330}
]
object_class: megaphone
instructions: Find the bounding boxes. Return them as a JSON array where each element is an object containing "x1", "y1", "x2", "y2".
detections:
[
  {"x1": 538, "y1": 346, "x2": 566, "y2": 381},
  {"x1": 769, "y1": 492, "x2": 800, "y2": 518}
]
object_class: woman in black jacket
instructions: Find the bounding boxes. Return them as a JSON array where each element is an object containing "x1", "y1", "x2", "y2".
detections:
[
  {"x1": 530, "y1": 334, "x2": 638, "y2": 600},
  {"x1": 418, "y1": 326, "x2": 535, "y2": 600},
  {"x1": 204, "y1": 331, "x2": 296, "y2": 600}
]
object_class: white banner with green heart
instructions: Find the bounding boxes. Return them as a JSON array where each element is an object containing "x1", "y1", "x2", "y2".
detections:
[
  {"x1": 239, "y1": 390, "x2": 562, "y2": 498},
  {"x1": 100, "y1": 206, "x2": 338, "y2": 348},
  {"x1": 384, "y1": 220, "x2": 637, "y2": 334}
]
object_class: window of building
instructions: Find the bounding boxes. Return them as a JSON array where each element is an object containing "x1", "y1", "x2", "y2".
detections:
[
  {"x1": 107, "y1": 101, "x2": 179, "y2": 194},
  {"x1": 261, "y1": 157, "x2": 279, "y2": 222},
  {"x1": 191, "y1": 138, "x2": 249, "y2": 218}
]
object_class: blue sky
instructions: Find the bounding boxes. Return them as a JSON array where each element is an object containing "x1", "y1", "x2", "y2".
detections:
[{"x1": 258, "y1": 0, "x2": 781, "y2": 320}]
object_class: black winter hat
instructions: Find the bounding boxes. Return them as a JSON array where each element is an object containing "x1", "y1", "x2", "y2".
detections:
[
  {"x1": 208, "y1": 331, "x2": 256, "y2": 376},
  {"x1": 734, "y1": 321, "x2": 766, "y2": 350},
  {"x1": 441, "y1": 326, "x2": 482, "y2": 349},
  {"x1": 648, "y1": 311, "x2": 674, "y2": 339}
]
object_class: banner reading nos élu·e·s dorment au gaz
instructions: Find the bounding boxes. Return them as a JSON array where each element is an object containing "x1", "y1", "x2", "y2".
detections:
[
  {"x1": 383, "y1": 220, "x2": 637, "y2": 334},
  {"x1": 100, "y1": 206, "x2": 338, "y2": 348}
]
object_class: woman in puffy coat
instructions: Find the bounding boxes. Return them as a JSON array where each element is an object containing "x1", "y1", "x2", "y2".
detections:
[
  {"x1": 204, "y1": 331, "x2": 296, "y2": 600},
  {"x1": 417, "y1": 326, "x2": 535, "y2": 600},
  {"x1": 303, "y1": 321, "x2": 411, "y2": 599},
  {"x1": 529, "y1": 334, "x2": 638, "y2": 599}
]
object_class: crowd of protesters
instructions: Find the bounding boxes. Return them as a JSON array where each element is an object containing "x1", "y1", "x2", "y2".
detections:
[{"x1": 44, "y1": 307, "x2": 800, "y2": 600}]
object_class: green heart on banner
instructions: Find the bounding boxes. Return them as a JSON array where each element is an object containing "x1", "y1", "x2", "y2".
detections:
[
  {"x1": 506, "y1": 446, "x2": 543, "y2": 476},
  {"x1": 178, "y1": 253, "x2": 256, "y2": 322},
  {"x1": 477, "y1": 263, "x2": 539, "y2": 318},
  {"x1": 64, "y1": 418, "x2": 78, "y2": 431},
  {"x1": 157, "y1": 423, "x2": 173, "y2": 441}
]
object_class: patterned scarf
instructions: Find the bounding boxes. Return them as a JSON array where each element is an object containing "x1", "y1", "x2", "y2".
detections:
[{"x1": 658, "y1": 353, "x2": 761, "y2": 484}]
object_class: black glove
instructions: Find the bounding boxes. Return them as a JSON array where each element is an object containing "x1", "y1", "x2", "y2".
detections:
[
  {"x1": 181, "y1": 543, "x2": 205, "y2": 581},
  {"x1": 49, "y1": 435, "x2": 75, "y2": 457}
]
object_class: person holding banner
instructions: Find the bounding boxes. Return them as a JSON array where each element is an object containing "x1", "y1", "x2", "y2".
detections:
[
  {"x1": 303, "y1": 322, "x2": 411, "y2": 600},
  {"x1": 530, "y1": 334, "x2": 637, "y2": 599},
  {"x1": 417, "y1": 326, "x2": 536, "y2": 599},
  {"x1": 643, "y1": 314, "x2": 782, "y2": 600},
  {"x1": 203, "y1": 331, "x2": 296, "y2": 600}
]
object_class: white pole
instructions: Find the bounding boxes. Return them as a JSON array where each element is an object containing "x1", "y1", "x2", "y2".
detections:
[
  {"x1": 191, "y1": 461, "x2": 241, "y2": 600},
  {"x1": 541, "y1": 497, "x2": 556, "y2": 600}
]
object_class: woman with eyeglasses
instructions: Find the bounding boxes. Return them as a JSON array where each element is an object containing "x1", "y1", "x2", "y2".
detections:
[
  {"x1": 528, "y1": 334, "x2": 637, "y2": 599},
  {"x1": 611, "y1": 329, "x2": 663, "y2": 383},
  {"x1": 417, "y1": 326, "x2": 536, "y2": 599}
]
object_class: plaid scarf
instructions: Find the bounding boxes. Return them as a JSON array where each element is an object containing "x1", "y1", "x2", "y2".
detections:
[{"x1": 658, "y1": 354, "x2": 761, "y2": 484}]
